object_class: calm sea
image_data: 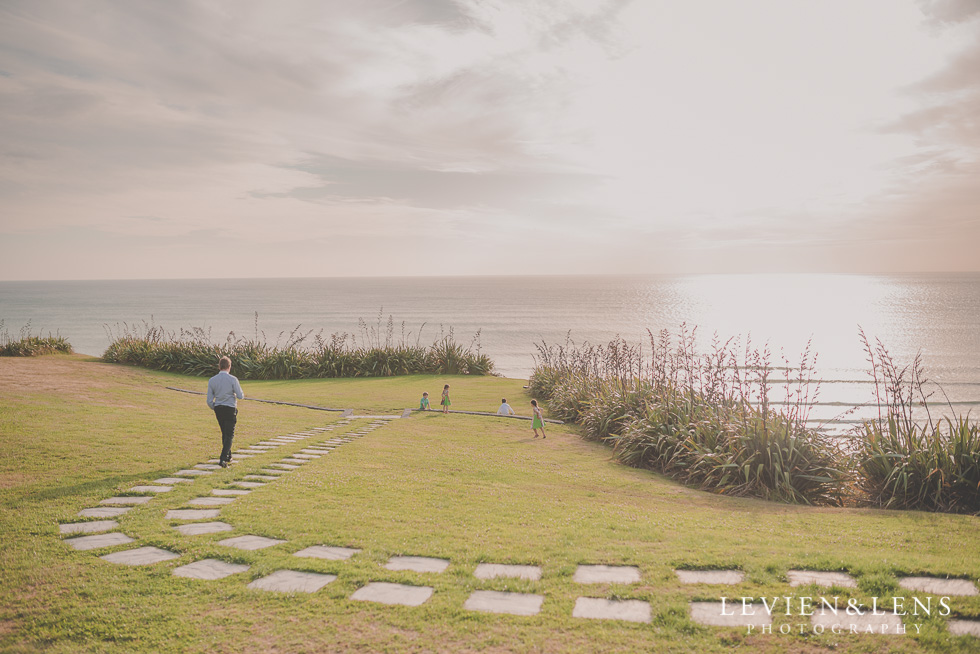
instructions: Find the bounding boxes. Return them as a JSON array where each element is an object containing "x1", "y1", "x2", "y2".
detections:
[{"x1": 2, "y1": 274, "x2": 978, "y2": 430}]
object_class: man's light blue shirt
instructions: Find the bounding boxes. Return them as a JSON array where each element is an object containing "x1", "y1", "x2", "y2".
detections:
[{"x1": 207, "y1": 370, "x2": 244, "y2": 409}]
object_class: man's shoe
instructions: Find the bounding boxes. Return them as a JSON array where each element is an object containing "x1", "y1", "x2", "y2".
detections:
[{"x1": 219, "y1": 460, "x2": 228, "y2": 468}]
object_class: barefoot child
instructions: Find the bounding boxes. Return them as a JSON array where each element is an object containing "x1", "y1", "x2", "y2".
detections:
[
  {"x1": 441, "y1": 384, "x2": 451, "y2": 414},
  {"x1": 419, "y1": 392, "x2": 430, "y2": 411},
  {"x1": 531, "y1": 399, "x2": 545, "y2": 438}
]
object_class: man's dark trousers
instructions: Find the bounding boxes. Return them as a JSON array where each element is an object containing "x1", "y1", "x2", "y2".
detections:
[{"x1": 214, "y1": 405, "x2": 237, "y2": 462}]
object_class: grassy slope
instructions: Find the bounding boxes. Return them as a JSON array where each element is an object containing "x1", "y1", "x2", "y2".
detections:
[{"x1": 1, "y1": 355, "x2": 978, "y2": 653}]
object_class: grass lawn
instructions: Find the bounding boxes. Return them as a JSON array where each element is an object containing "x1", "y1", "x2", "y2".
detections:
[{"x1": 1, "y1": 354, "x2": 978, "y2": 653}]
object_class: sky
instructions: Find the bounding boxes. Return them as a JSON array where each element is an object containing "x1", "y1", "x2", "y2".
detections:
[{"x1": 1, "y1": 0, "x2": 978, "y2": 280}]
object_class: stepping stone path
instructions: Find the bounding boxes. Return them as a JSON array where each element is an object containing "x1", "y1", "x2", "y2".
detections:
[
  {"x1": 675, "y1": 569, "x2": 744, "y2": 585},
  {"x1": 352, "y1": 582, "x2": 433, "y2": 607},
  {"x1": 574, "y1": 597, "x2": 651, "y2": 623},
  {"x1": 249, "y1": 570, "x2": 336, "y2": 593},
  {"x1": 58, "y1": 415, "x2": 980, "y2": 637},
  {"x1": 386, "y1": 556, "x2": 450, "y2": 573},
  {"x1": 574, "y1": 565, "x2": 641, "y2": 584},
  {"x1": 466, "y1": 590, "x2": 543, "y2": 616},
  {"x1": 787, "y1": 570, "x2": 857, "y2": 588},
  {"x1": 689, "y1": 601, "x2": 771, "y2": 628},
  {"x1": 174, "y1": 559, "x2": 249, "y2": 580}
]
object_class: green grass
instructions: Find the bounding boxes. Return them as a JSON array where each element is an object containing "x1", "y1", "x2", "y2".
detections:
[{"x1": 2, "y1": 355, "x2": 979, "y2": 653}]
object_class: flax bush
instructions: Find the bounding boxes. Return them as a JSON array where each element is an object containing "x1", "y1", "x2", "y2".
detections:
[{"x1": 0, "y1": 320, "x2": 73, "y2": 357}]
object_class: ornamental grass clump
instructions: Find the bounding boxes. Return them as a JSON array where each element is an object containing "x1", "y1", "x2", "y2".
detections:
[
  {"x1": 0, "y1": 320, "x2": 73, "y2": 357},
  {"x1": 530, "y1": 326, "x2": 846, "y2": 505},
  {"x1": 102, "y1": 313, "x2": 495, "y2": 379},
  {"x1": 853, "y1": 330, "x2": 980, "y2": 514}
]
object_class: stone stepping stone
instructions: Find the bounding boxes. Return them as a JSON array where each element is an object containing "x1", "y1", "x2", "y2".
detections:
[
  {"x1": 675, "y1": 570, "x2": 744, "y2": 585},
  {"x1": 474, "y1": 563, "x2": 542, "y2": 581},
  {"x1": 294, "y1": 545, "x2": 360, "y2": 561},
  {"x1": 195, "y1": 464, "x2": 222, "y2": 470},
  {"x1": 100, "y1": 496, "x2": 152, "y2": 506},
  {"x1": 230, "y1": 481, "x2": 266, "y2": 489},
  {"x1": 101, "y1": 546, "x2": 180, "y2": 566},
  {"x1": 259, "y1": 469, "x2": 291, "y2": 475},
  {"x1": 218, "y1": 535, "x2": 286, "y2": 550},
  {"x1": 811, "y1": 608, "x2": 903, "y2": 634},
  {"x1": 248, "y1": 570, "x2": 337, "y2": 593},
  {"x1": 65, "y1": 532, "x2": 135, "y2": 551},
  {"x1": 465, "y1": 590, "x2": 543, "y2": 616},
  {"x1": 173, "y1": 559, "x2": 249, "y2": 580},
  {"x1": 787, "y1": 570, "x2": 857, "y2": 588},
  {"x1": 243, "y1": 475, "x2": 277, "y2": 481},
  {"x1": 574, "y1": 565, "x2": 641, "y2": 584},
  {"x1": 129, "y1": 485, "x2": 173, "y2": 493},
  {"x1": 351, "y1": 582, "x2": 433, "y2": 607},
  {"x1": 212, "y1": 489, "x2": 250, "y2": 496},
  {"x1": 279, "y1": 458, "x2": 308, "y2": 465},
  {"x1": 690, "y1": 601, "x2": 771, "y2": 628},
  {"x1": 167, "y1": 509, "x2": 221, "y2": 520},
  {"x1": 60, "y1": 520, "x2": 118, "y2": 535},
  {"x1": 175, "y1": 521, "x2": 234, "y2": 536},
  {"x1": 899, "y1": 577, "x2": 979, "y2": 596},
  {"x1": 78, "y1": 506, "x2": 131, "y2": 518},
  {"x1": 256, "y1": 442, "x2": 282, "y2": 446},
  {"x1": 386, "y1": 556, "x2": 450, "y2": 573},
  {"x1": 187, "y1": 497, "x2": 236, "y2": 506},
  {"x1": 949, "y1": 620, "x2": 980, "y2": 637},
  {"x1": 175, "y1": 469, "x2": 213, "y2": 476},
  {"x1": 268, "y1": 463, "x2": 300, "y2": 470},
  {"x1": 573, "y1": 597, "x2": 651, "y2": 623},
  {"x1": 290, "y1": 454, "x2": 320, "y2": 459},
  {"x1": 300, "y1": 449, "x2": 329, "y2": 454},
  {"x1": 229, "y1": 453, "x2": 254, "y2": 459},
  {"x1": 154, "y1": 477, "x2": 193, "y2": 485}
]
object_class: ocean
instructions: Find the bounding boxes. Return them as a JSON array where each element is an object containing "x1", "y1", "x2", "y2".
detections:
[{"x1": 2, "y1": 273, "x2": 978, "y2": 431}]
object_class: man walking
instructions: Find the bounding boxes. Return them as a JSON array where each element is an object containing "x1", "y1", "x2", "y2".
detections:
[{"x1": 207, "y1": 356, "x2": 244, "y2": 468}]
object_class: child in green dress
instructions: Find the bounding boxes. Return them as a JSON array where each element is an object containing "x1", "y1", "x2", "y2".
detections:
[
  {"x1": 531, "y1": 399, "x2": 545, "y2": 438},
  {"x1": 419, "y1": 392, "x2": 430, "y2": 411},
  {"x1": 441, "y1": 384, "x2": 451, "y2": 414}
]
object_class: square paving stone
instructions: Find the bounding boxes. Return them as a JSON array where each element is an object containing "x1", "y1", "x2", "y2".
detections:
[
  {"x1": 574, "y1": 565, "x2": 641, "y2": 584},
  {"x1": 175, "y1": 469, "x2": 213, "y2": 476},
  {"x1": 167, "y1": 509, "x2": 221, "y2": 520},
  {"x1": 101, "y1": 546, "x2": 180, "y2": 566},
  {"x1": 351, "y1": 582, "x2": 433, "y2": 607},
  {"x1": 811, "y1": 608, "x2": 903, "y2": 634},
  {"x1": 173, "y1": 559, "x2": 249, "y2": 580},
  {"x1": 465, "y1": 590, "x2": 543, "y2": 616},
  {"x1": 294, "y1": 545, "x2": 361, "y2": 561},
  {"x1": 187, "y1": 496, "x2": 236, "y2": 506},
  {"x1": 675, "y1": 570, "x2": 744, "y2": 585},
  {"x1": 280, "y1": 458, "x2": 308, "y2": 465},
  {"x1": 154, "y1": 477, "x2": 193, "y2": 485},
  {"x1": 100, "y1": 496, "x2": 152, "y2": 506},
  {"x1": 212, "y1": 489, "x2": 251, "y2": 496},
  {"x1": 129, "y1": 485, "x2": 173, "y2": 493},
  {"x1": 573, "y1": 597, "x2": 651, "y2": 623},
  {"x1": 219, "y1": 535, "x2": 286, "y2": 550},
  {"x1": 65, "y1": 532, "x2": 134, "y2": 550},
  {"x1": 230, "y1": 481, "x2": 266, "y2": 489},
  {"x1": 899, "y1": 577, "x2": 979, "y2": 596},
  {"x1": 690, "y1": 601, "x2": 771, "y2": 628},
  {"x1": 175, "y1": 521, "x2": 234, "y2": 535},
  {"x1": 949, "y1": 620, "x2": 980, "y2": 637},
  {"x1": 243, "y1": 475, "x2": 278, "y2": 481},
  {"x1": 248, "y1": 570, "x2": 337, "y2": 593},
  {"x1": 195, "y1": 464, "x2": 222, "y2": 470},
  {"x1": 60, "y1": 520, "x2": 118, "y2": 535},
  {"x1": 268, "y1": 463, "x2": 300, "y2": 470},
  {"x1": 386, "y1": 556, "x2": 450, "y2": 573},
  {"x1": 788, "y1": 570, "x2": 858, "y2": 588},
  {"x1": 474, "y1": 563, "x2": 542, "y2": 581},
  {"x1": 78, "y1": 506, "x2": 131, "y2": 518}
]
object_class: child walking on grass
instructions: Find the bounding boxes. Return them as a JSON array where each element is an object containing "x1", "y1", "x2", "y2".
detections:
[
  {"x1": 441, "y1": 384, "x2": 451, "y2": 414},
  {"x1": 531, "y1": 399, "x2": 545, "y2": 438}
]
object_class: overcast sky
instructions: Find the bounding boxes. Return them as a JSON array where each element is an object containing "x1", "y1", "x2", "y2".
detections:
[{"x1": 1, "y1": 0, "x2": 978, "y2": 280}]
